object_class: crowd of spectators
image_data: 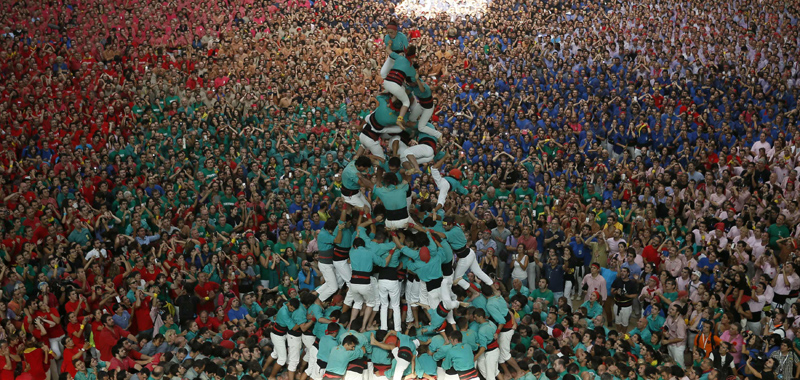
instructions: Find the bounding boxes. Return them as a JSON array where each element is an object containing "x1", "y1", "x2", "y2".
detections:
[{"x1": 2, "y1": 0, "x2": 800, "y2": 379}]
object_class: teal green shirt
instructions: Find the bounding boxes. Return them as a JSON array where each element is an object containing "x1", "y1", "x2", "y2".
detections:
[
  {"x1": 388, "y1": 52, "x2": 417, "y2": 79},
  {"x1": 276, "y1": 305, "x2": 295, "y2": 329},
  {"x1": 373, "y1": 94, "x2": 400, "y2": 128},
  {"x1": 444, "y1": 344, "x2": 476, "y2": 371},
  {"x1": 444, "y1": 226, "x2": 468, "y2": 250},
  {"x1": 476, "y1": 321, "x2": 498, "y2": 348},
  {"x1": 342, "y1": 161, "x2": 361, "y2": 191},
  {"x1": 326, "y1": 346, "x2": 364, "y2": 375},
  {"x1": 415, "y1": 354, "x2": 438, "y2": 377},
  {"x1": 373, "y1": 183, "x2": 409, "y2": 211},
  {"x1": 317, "y1": 334, "x2": 338, "y2": 362}
]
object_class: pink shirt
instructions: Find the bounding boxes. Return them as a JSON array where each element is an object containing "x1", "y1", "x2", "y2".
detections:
[
  {"x1": 774, "y1": 272, "x2": 800, "y2": 296},
  {"x1": 581, "y1": 274, "x2": 607, "y2": 301}
]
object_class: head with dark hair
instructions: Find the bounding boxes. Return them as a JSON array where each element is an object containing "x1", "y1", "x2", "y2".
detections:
[
  {"x1": 352, "y1": 237, "x2": 366, "y2": 248},
  {"x1": 449, "y1": 330, "x2": 462, "y2": 343},
  {"x1": 288, "y1": 298, "x2": 300, "y2": 311},
  {"x1": 342, "y1": 335, "x2": 359, "y2": 347},
  {"x1": 324, "y1": 219, "x2": 337, "y2": 232},
  {"x1": 355, "y1": 156, "x2": 372, "y2": 170},
  {"x1": 481, "y1": 284, "x2": 494, "y2": 297},
  {"x1": 383, "y1": 172, "x2": 399, "y2": 186},
  {"x1": 388, "y1": 157, "x2": 401, "y2": 170}
]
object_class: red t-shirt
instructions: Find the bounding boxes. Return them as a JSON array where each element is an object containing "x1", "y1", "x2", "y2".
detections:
[
  {"x1": 641, "y1": 245, "x2": 661, "y2": 268},
  {"x1": 61, "y1": 346, "x2": 81, "y2": 376},
  {"x1": 194, "y1": 282, "x2": 220, "y2": 314},
  {"x1": 95, "y1": 325, "x2": 129, "y2": 361},
  {"x1": 0, "y1": 355, "x2": 14, "y2": 380},
  {"x1": 195, "y1": 316, "x2": 222, "y2": 332}
]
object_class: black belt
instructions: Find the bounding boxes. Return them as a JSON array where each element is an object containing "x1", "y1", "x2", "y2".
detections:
[
  {"x1": 425, "y1": 277, "x2": 443, "y2": 291},
  {"x1": 453, "y1": 246, "x2": 469, "y2": 258},
  {"x1": 386, "y1": 69, "x2": 407, "y2": 85},
  {"x1": 418, "y1": 96, "x2": 434, "y2": 108},
  {"x1": 318, "y1": 359, "x2": 328, "y2": 369},
  {"x1": 392, "y1": 49, "x2": 405, "y2": 53},
  {"x1": 385, "y1": 207, "x2": 409, "y2": 220},
  {"x1": 361, "y1": 125, "x2": 380, "y2": 140},
  {"x1": 419, "y1": 137, "x2": 437, "y2": 152},
  {"x1": 378, "y1": 266, "x2": 399, "y2": 281},
  {"x1": 457, "y1": 369, "x2": 480, "y2": 380},
  {"x1": 397, "y1": 346, "x2": 413, "y2": 361},
  {"x1": 319, "y1": 249, "x2": 334, "y2": 264},
  {"x1": 272, "y1": 324, "x2": 288, "y2": 336},
  {"x1": 351, "y1": 270, "x2": 371, "y2": 285},
  {"x1": 333, "y1": 246, "x2": 350, "y2": 261},
  {"x1": 341, "y1": 187, "x2": 359, "y2": 197},
  {"x1": 441, "y1": 261, "x2": 453, "y2": 276},
  {"x1": 288, "y1": 329, "x2": 302, "y2": 337}
]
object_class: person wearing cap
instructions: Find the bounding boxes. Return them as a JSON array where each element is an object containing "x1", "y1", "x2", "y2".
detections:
[
  {"x1": 430, "y1": 154, "x2": 469, "y2": 210},
  {"x1": 380, "y1": 20, "x2": 409, "y2": 79},
  {"x1": 341, "y1": 156, "x2": 374, "y2": 212},
  {"x1": 373, "y1": 172, "x2": 412, "y2": 230},
  {"x1": 383, "y1": 45, "x2": 417, "y2": 126},
  {"x1": 444, "y1": 216, "x2": 494, "y2": 291}
]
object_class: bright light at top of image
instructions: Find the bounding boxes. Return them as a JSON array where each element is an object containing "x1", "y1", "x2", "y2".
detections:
[{"x1": 395, "y1": 0, "x2": 490, "y2": 18}]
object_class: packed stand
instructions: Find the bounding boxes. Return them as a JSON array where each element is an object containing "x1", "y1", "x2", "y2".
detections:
[{"x1": 2, "y1": 0, "x2": 800, "y2": 379}]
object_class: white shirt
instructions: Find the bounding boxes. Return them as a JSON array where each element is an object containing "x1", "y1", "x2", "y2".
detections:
[{"x1": 85, "y1": 248, "x2": 108, "y2": 261}]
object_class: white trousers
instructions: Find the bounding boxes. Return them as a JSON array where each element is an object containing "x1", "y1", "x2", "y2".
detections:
[
  {"x1": 405, "y1": 280, "x2": 420, "y2": 322},
  {"x1": 431, "y1": 168, "x2": 450, "y2": 207},
  {"x1": 401, "y1": 144, "x2": 434, "y2": 165},
  {"x1": 49, "y1": 335, "x2": 65, "y2": 359},
  {"x1": 668, "y1": 344, "x2": 686, "y2": 368},
  {"x1": 379, "y1": 279, "x2": 402, "y2": 331},
  {"x1": 270, "y1": 332, "x2": 288, "y2": 366},
  {"x1": 613, "y1": 305, "x2": 633, "y2": 327},
  {"x1": 383, "y1": 81, "x2": 410, "y2": 108},
  {"x1": 441, "y1": 274, "x2": 458, "y2": 324},
  {"x1": 498, "y1": 329, "x2": 513, "y2": 363},
  {"x1": 350, "y1": 282, "x2": 375, "y2": 309},
  {"x1": 408, "y1": 103, "x2": 439, "y2": 137},
  {"x1": 287, "y1": 334, "x2": 302, "y2": 371},
  {"x1": 385, "y1": 217, "x2": 411, "y2": 230},
  {"x1": 477, "y1": 348, "x2": 499, "y2": 380},
  {"x1": 391, "y1": 348, "x2": 411, "y2": 380},
  {"x1": 303, "y1": 334, "x2": 318, "y2": 377},
  {"x1": 380, "y1": 57, "x2": 395, "y2": 78},
  {"x1": 454, "y1": 249, "x2": 494, "y2": 288},
  {"x1": 343, "y1": 192, "x2": 371, "y2": 212},
  {"x1": 359, "y1": 133, "x2": 386, "y2": 160},
  {"x1": 317, "y1": 262, "x2": 343, "y2": 302}
]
